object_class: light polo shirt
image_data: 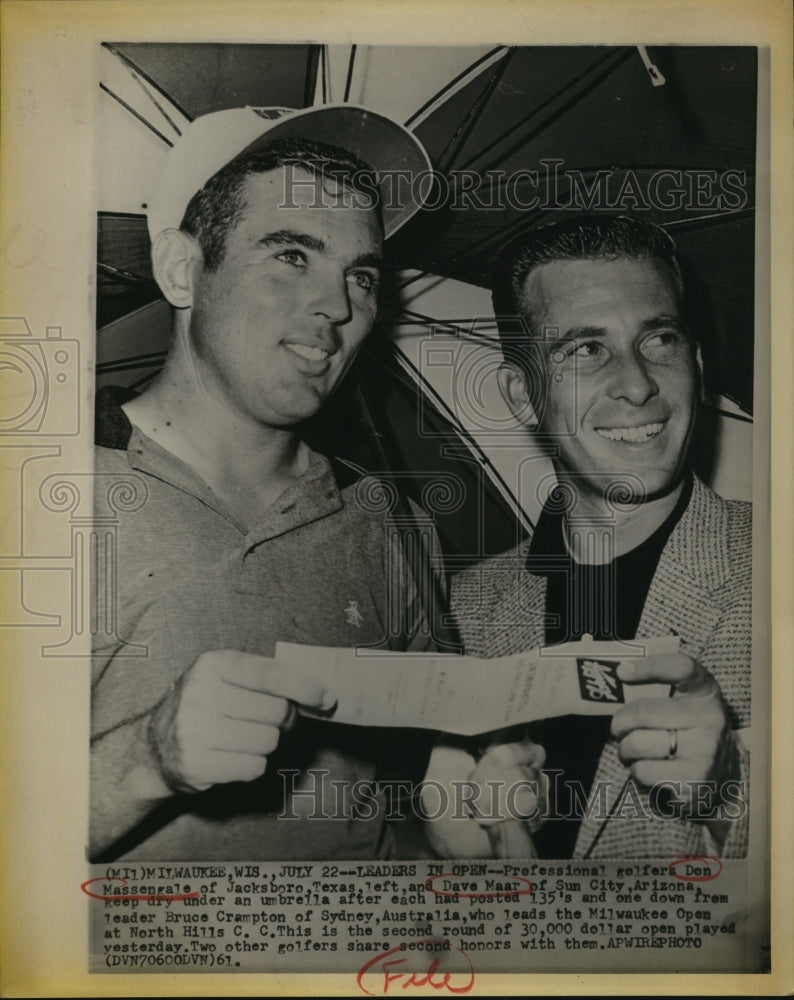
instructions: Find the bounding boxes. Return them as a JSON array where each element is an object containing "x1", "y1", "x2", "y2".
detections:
[{"x1": 91, "y1": 388, "x2": 435, "y2": 861}]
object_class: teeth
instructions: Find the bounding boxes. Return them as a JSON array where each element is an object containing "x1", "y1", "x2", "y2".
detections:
[
  {"x1": 287, "y1": 343, "x2": 329, "y2": 363},
  {"x1": 596, "y1": 422, "x2": 664, "y2": 443}
]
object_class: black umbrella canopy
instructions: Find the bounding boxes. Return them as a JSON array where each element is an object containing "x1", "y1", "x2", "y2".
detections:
[
  {"x1": 96, "y1": 43, "x2": 757, "y2": 565},
  {"x1": 109, "y1": 42, "x2": 318, "y2": 119},
  {"x1": 98, "y1": 43, "x2": 757, "y2": 412},
  {"x1": 389, "y1": 45, "x2": 757, "y2": 413}
]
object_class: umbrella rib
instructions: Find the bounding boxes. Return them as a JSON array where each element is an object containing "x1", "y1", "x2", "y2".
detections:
[
  {"x1": 456, "y1": 47, "x2": 632, "y2": 174},
  {"x1": 343, "y1": 44, "x2": 357, "y2": 103},
  {"x1": 395, "y1": 179, "x2": 752, "y2": 285},
  {"x1": 404, "y1": 46, "x2": 509, "y2": 129},
  {"x1": 99, "y1": 83, "x2": 174, "y2": 147},
  {"x1": 710, "y1": 405, "x2": 752, "y2": 423},
  {"x1": 120, "y1": 59, "x2": 184, "y2": 137},
  {"x1": 436, "y1": 48, "x2": 516, "y2": 176},
  {"x1": 351, "y1": 367, "x2": 462, "y2": 652},
  {"x1": 303, "y1": 45, "x2": 322, "y2": 108},
  {"x1": 102, "y1": 42, "x2": 193, "y2": 127},
  {"x1": 393, "y1": 348, "x2": 536, "y2": 534},
  {"x1": 388, "y1": 308, "x2": 498, "y2": 342},
  {"x1": 394, "y1": 313, "x2": 498, "y2": 330},
  {"x1": 97, "y1": 262, "x2": 157, "y2": 287},
  {"x1": 399, "y1": 170, "x2": 753, "y2": 285},
  {"x1": 421, "y1": 204, "x2": 552, "y2": 275},
  {"x1": 412, "y1": 177, "x2": 754, "y2": 277},
  {"x1": 397, "y1": 271, "x2": 436, "y2": 292},
  {"x1": 96, "y1": 353, "x2": 168, "y2": 374},
  {"x1": 662, "y1": 207, "x2": 755, "y2": 231},
  {"x1": 322, "y1": 45, "x2": 331, "y2": 103},
  {"x1": 97, "y1": 210, "x2": 147, "y2": 220},
  {"x1": 128, "y1": 370, "x2": 161, "y2": 392},
  {"x1": 397, "y1": 54, "x2": 639, "y2": 279}
]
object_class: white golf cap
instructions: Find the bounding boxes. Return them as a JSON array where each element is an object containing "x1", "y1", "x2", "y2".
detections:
[{"x1": 145, "y1": 104, "x2": 433, "y2": 241}]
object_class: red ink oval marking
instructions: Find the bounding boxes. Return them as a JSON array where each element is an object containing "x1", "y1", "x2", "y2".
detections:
[
  {"x1": 356, "y1": 938, "x2": 474, "y2": 996},
  {"x1": 424, "y1": 872, "x2": 533, "y2": 900},
  {"x1": 667, "y1": 855, "x2": 723, "y2": 882},
  {"x1": 80, "y1": 876, "x2": 200, "y2": 902}
]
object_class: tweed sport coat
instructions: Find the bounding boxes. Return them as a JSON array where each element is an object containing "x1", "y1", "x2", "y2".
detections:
[{"x1": 450, "y1": 476, "x2": 752, "y2": 859}]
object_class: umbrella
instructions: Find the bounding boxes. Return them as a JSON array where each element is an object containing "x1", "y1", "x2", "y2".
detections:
[{"x1": 96, "y1": 41, "x2": 756, "y2": 565}]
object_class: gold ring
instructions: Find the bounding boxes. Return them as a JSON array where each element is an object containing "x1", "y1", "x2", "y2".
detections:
[{"x1": 667, "y1": 729, "x2": 679, "y2": 760}]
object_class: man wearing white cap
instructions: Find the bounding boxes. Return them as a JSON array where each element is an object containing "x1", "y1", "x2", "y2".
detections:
[{"x1": 91, "y1": 105, "x2": 437, "y2": 861}]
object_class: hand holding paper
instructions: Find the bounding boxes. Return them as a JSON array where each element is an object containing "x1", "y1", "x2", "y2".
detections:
[
  {"x1": 277, "y1": 635, "x2": 683, "y2": 859},
  {"x1": 278, "y1": 634, "x2": 680, "y2": 736},
  {"x1": 611, "y1": 651, "x2": 741, "y2": 813},
  {"x1": 148, "y1": 650, "x2": 331, "y2": 794}
]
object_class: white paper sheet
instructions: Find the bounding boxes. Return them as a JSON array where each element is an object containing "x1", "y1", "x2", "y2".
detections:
[{"x1": 280, "y1": 634, "x2": 679, "y2": 736}]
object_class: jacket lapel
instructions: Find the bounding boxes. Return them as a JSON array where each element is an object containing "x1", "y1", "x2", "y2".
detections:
[
  {"x1": 636, "y1": 476, "x2": 728, "y2": 660},
  {"x1": 457, "y1": 540, "x2": 549, "y2": 658},
  {"x1": 574, "y1": 477, "x2": 727, "y2": 857}
]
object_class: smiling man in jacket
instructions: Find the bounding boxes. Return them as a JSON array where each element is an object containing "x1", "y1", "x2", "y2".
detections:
[{"x1": 444, "y1": 216, "x2": 751, "y2": 859}]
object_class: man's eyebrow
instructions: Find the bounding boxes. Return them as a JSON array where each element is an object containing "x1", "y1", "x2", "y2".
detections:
[
  {"x1": 349, "y1": 252, "x2": 383, "y2": 271},
  {"x1": 539, "y1": 315, "x2": 687, "y2": 348},
  {"x1": 639, "y1": 314, "x2": 686, "y2": 333},
  {"x1": 257, "y1": 230, "x2": 326, "y2": 253},
  {"x1": 540, "y1": 325, "x2": 607, "y2": 347}
]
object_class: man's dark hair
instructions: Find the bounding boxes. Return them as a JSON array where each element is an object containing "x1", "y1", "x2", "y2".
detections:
[
  {"x1": 491, "y1": 215, "x2": 685, "y2": 374},
  {"x1": 180, "y1": 137, "x2": 382, "y2": 271}
]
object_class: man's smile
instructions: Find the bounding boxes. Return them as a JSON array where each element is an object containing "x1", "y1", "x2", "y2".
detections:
[
  {"x1": 594, "y1": 420, "x2": 666, "y2": 443},
  {"x1": 282, "y1": 341, "x2": 333, "y2": 371}
]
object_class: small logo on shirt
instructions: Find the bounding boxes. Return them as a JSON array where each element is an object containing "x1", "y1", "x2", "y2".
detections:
[
  {"x1": 344, "y1": 600, "x2": 364, "y2": 628},
  {"x1": 576, "y1": 658, "x2": 624, "y2": 703}
]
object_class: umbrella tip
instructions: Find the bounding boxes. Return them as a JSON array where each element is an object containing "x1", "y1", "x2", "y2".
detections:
[{"x1": 636, "y1": 45, "x2": 666, "y2": 88}]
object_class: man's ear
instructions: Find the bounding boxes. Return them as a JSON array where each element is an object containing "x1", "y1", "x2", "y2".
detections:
[
  {"x1": 151, "y1": 229, "x2": 202, "y2": 309},
  {"x1": 497, "y1": 362, "x2": 537, "y2": 429}
]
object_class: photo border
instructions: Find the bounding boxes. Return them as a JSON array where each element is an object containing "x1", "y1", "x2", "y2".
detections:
[{"x1": 1, "y1": 0, "x2": 791, "y2": 995}]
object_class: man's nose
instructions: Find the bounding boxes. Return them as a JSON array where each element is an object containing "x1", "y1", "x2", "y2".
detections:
[
  {"x1": 606, "y1": 350, "x2": 659, "y2": 406},
  {"x1": 310, "y1": 267, "x2": 352, "y2": 326}
]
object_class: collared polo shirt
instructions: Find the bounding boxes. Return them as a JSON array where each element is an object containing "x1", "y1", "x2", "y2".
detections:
[{"x1": 92, "y1": 388, "x2": 434, "y2": 861}]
